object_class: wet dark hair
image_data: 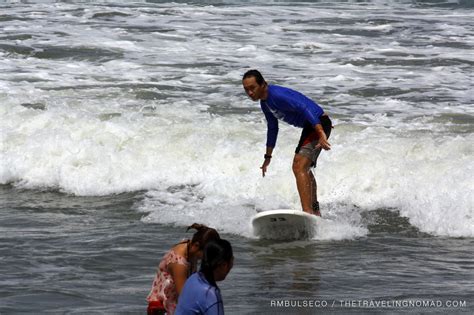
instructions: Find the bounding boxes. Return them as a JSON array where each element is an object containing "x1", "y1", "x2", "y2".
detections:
[
  {"x1": 186, "y1": 223, "x2": 220, "y2": 250},
  {"x1": 200, "y1": 239, "x2": 233, "y2": 287},
  {"x1": 242, "y1": 69, "x2": 266, "y2": 86}
]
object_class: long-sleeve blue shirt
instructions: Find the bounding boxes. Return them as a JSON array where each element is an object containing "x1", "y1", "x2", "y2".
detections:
[{"x1": 260, "y1": 84, "x2": 324, "y2": 148}]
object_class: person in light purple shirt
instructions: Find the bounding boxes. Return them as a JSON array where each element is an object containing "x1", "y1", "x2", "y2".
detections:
[
  {"x1": 175, "y1": 239, "x2": 233, "y2": 315},
  {"x1": 242, "y1": 69, "x2": 332, "y2": 216}
]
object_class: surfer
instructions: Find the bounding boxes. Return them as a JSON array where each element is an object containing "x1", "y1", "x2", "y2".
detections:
[
  {"x1": 242, "y1": 69, "x2": 332, "y2": 216},
  {"x1": 146, "y1": 224, "x2": 221, "y2": 315},
  {"x1": 175, "y1": 239, "x2": 234, "y2": 315}
]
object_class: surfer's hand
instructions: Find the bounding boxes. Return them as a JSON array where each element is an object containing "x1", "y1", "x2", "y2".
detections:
[
  {"x1": 261, "y1": 158, "x2": 271, "y2": 177},
  {"x1": 316, "y1": 136, "x2": 331, "y2": 150},
  {"x1": 314, "y1": 124, "x2": 331, "y2": 150}
]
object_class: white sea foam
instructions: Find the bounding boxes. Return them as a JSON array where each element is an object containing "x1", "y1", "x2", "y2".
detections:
[
  {"x1": 2, "y1": 99, "x2": 472, "y2": 238},
  {"x1": 1, "y1": 1, "x2": 472, "y2": 239}
]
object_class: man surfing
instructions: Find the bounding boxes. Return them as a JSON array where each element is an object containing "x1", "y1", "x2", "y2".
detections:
[{"x1": 242, "y1": 69, "x2": 332, "y2": 216}]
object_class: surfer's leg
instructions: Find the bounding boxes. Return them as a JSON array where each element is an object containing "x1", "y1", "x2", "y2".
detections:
[
  {"x1": 293, "y1": 154, "x2": 314, "y2": 214},
  {"x1": 309, "y1": 170, "x2": 317, "y2": 202},
  {"x1": 293, "y1": 117, "x2": 332, "y2": 216},
  {"x1": 295, "y1": 121, "x2": 330, "y2": 216},
  {"x1": 309, "y1": 171, "x2": 321, "y2": 216}
]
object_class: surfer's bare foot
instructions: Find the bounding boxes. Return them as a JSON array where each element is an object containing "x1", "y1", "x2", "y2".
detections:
[{"x1": 313, "y1": 210, "x2": 321, "y2": 217}]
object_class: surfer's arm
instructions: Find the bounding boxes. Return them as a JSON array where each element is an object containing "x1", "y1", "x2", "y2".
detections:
[
  {"x1": 314, "y1": 123, "x2": 331, "y2": 150},
  {"x1": 265, "y1": 147, "x2": 274, "y2": 158},
  {"x1": 260, "y1": 103, "x2": 278, "y2": 177},
  {"x1": 261, "y1": 102, "x2": 279, "y2": 148},
  {"x1": 261, "y1": 146, "x2": 273, "y2": 177}
]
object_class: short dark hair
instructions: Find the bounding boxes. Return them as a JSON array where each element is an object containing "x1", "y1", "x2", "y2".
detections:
[{"x1": 242, "y1": 69, "x2": 266, "y2": 85}]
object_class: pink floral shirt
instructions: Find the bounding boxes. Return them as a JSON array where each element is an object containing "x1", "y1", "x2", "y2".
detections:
[{"x1": 147, "y1": 248, "x2": 189, "y2": 315}]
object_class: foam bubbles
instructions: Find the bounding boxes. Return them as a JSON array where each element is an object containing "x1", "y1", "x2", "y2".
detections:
[{"x1": 1, "y1": 1, "x2": 472, "y2": 239}]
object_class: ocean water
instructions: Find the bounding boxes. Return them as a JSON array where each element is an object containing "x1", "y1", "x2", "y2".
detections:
[{"x1": 1, "y1": 0, "x2": 473, "y2": 314}]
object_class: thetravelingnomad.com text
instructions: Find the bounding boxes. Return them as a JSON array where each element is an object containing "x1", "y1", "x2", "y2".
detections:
[{"x1": 269, "y1": 299, "x2": 467, "y2": 309}]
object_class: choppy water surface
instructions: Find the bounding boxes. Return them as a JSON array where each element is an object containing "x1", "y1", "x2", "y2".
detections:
[{"x1": 1, "y1": 0, "x2": 473, "y2": 313}]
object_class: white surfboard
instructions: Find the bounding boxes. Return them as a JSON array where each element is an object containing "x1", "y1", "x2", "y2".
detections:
[{"x1": 251, "y1": 209, "x2": 319, "y2": 240}]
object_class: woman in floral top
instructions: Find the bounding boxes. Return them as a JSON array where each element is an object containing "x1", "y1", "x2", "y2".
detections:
[{"x1": 147, "y1": 224, "x2": 220, "y2": 315}]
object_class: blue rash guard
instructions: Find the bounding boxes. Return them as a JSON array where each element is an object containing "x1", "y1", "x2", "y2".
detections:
[
  {"x1": 175, "y1": 272, "x2": 224, "y2": 315},
  {"x1": 261, "y1": 84, "x2": 324, "y2": 148}
]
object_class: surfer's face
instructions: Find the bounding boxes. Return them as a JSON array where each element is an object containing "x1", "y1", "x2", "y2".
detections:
[{"x1": 243, "y1": 76, "x2": 266, "y2": 101}]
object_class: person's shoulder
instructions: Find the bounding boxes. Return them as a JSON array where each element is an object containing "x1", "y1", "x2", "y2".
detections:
[
  {"x1": 269, "y1": 84, "x2": 286, "y2": 93},
  {"x1": 269, "y1": 84, "x2": 295, "y2": 98},
  {"x1": 273, "y1": 84, "x2": 312, "y2": 102},
  {"x1": 194, "y1": 273, "x2": 218, "y2": 293},
  {"x1": 270, "y1": 84, "x2": 294, "y2": 90},
  {"x1": 167, "y1": 242, "x2": 190, "y2": 265},
  {"x1": 186, "y1": 271, "x2": 202, "y2": 284},
  {"x1": 188, "y1": 272, "x2": 210, "y2": 289}
]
